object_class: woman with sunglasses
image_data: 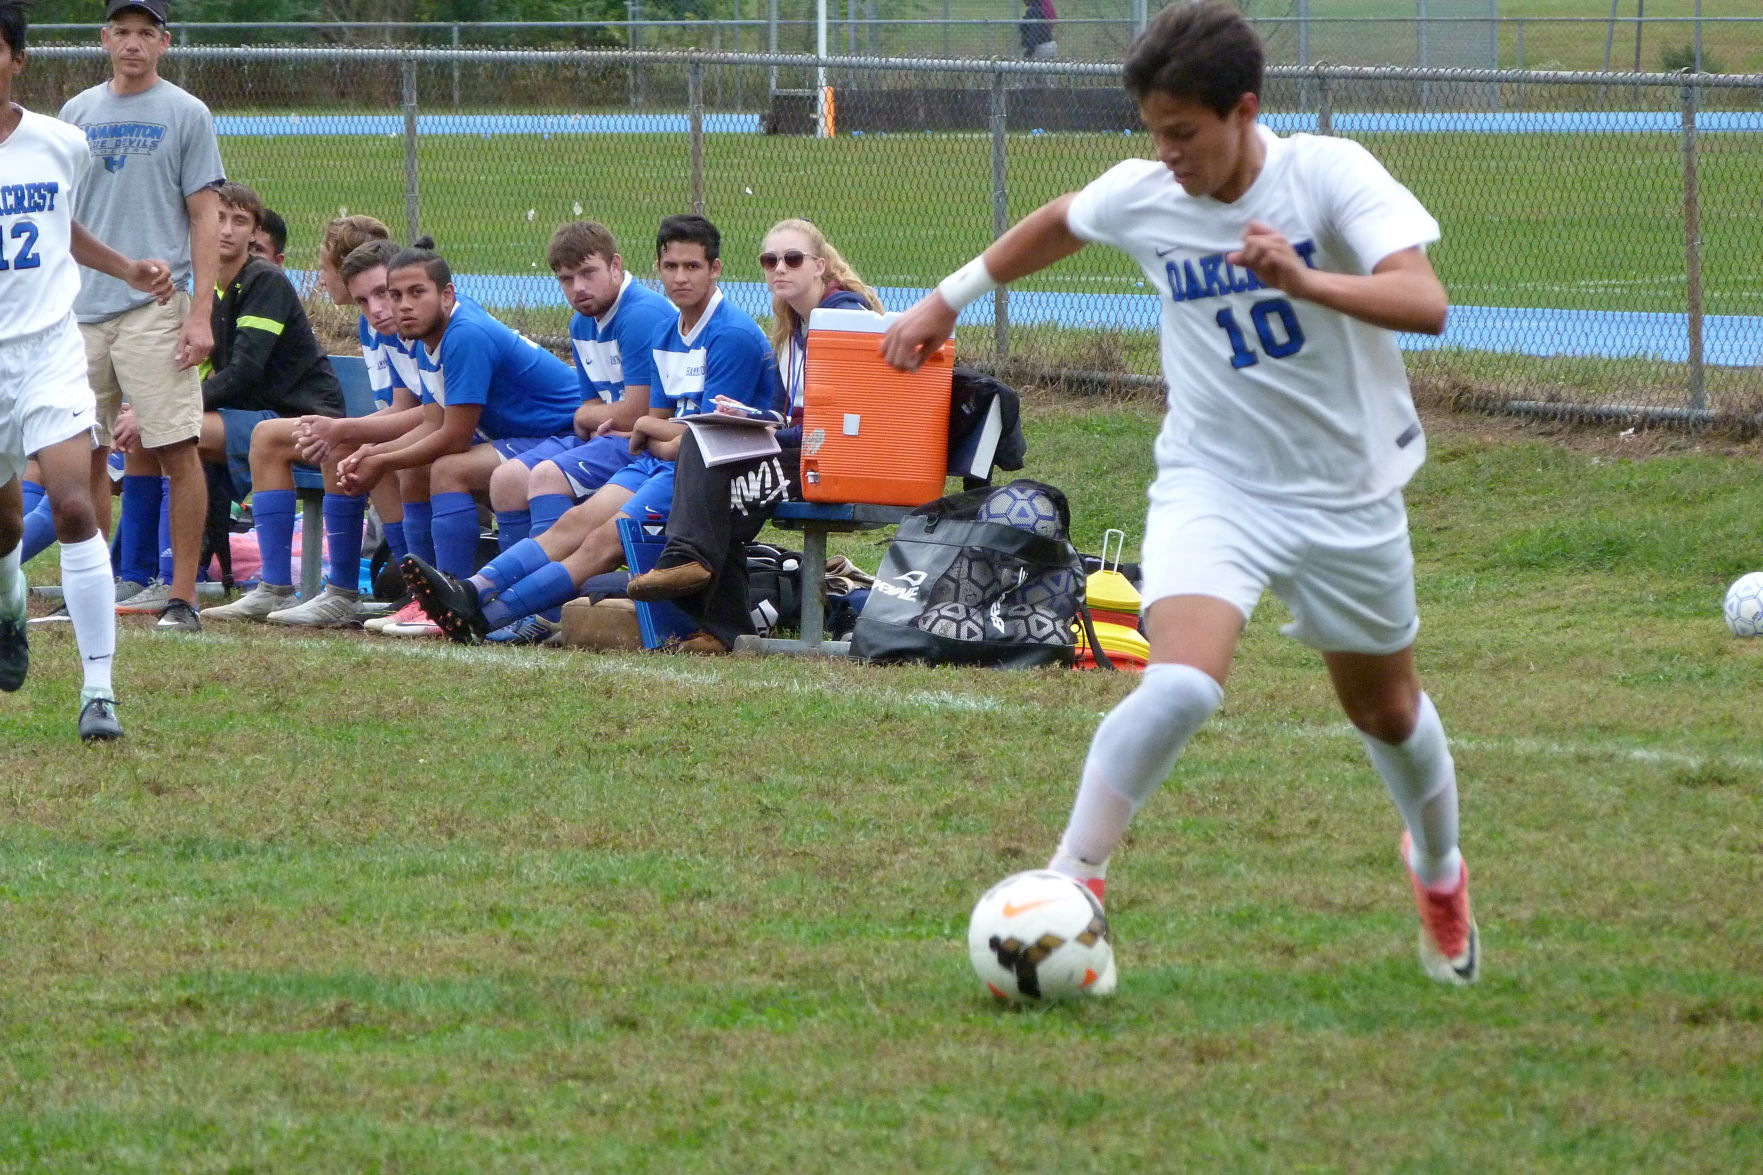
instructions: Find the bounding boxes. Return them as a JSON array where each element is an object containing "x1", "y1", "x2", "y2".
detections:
[{"x1": 626, "y1": 218, "x2": 883, "y2": 653}]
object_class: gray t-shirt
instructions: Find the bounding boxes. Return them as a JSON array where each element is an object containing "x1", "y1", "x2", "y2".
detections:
[{"x1": 59, "y1": 79, "x2": 226, "y2": 322}]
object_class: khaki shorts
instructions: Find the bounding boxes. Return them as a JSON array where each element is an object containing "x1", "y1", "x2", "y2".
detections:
[{"x1": 81, "y1": 291, "x2": 203, "y2": 450}]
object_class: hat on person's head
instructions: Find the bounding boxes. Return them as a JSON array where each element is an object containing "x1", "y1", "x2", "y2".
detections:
[{"x1": 105, "y1": 0, "x2": 169, "y2": 25}]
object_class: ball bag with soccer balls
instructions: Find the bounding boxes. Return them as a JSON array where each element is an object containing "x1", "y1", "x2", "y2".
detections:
[{"x1": 968, "y1": 870, "x2": 1116, "y2": 1002}]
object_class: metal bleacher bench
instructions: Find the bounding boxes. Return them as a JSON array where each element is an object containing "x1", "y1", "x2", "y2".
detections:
[{"x1": 289, "y1": 355, "x2": 379, "y2": 598}]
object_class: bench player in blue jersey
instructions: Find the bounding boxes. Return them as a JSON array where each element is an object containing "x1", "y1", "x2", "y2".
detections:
[
  {"x1": 202, "y1": 235, "x2": 432, "y2": 626},
  {"x1": 402, "y1": 214, "x2": 777, "y2": 645},
  {"x1": 465, "y1": 220, "x2": 677, "y2": 643},
  {"x1": 1, "y1": 0, "x2": 175, "y2": 739},
  {"x1": 336, "y1": 243, "x2": 581, "y2": 617}
]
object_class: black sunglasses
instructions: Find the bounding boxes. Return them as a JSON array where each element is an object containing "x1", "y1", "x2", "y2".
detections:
[{"x1": 758, "y1": 250, "x2": 815, "y2": 271}]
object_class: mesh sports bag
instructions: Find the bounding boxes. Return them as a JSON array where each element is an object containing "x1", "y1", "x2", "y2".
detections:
[{"x1": 853, "y1": 479, "x2": 1110, "y2": 669}]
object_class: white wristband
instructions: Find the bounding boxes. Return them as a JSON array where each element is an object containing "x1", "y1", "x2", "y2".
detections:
[{"x1": 936, "y1": 256, "x2": 1001, "y2": 313}]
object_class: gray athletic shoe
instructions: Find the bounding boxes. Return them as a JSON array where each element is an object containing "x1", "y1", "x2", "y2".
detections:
[
  {"x1": 79, "y1": 695, "x2": 124, "y2": 742},
  {"x1": 116, "y1": 580, "x2": 171, "y2": 615},
  {"x1": 113, "y1": 579, "x2": 149, "y2": 605},
  {"x1": 154, "y1": 599, "x2": 202, "y2": 633},
  {"x1": 200, "y1": 582, "x2": 296, "y2": 621},
  {"x1": 266, "y1": 585, "x2": 364, "y2": 628}
]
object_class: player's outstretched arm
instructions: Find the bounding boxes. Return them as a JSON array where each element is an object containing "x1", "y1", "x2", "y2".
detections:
[
  {"x1": 881, "y1": 194, "x2": 1087, "y2": 371},
  {"x1": 69, "y1": 223, "x2": 174, "y2": 304},
  {"x1": 1229, "y1": 220, "x2": 1448, "y2": 336}
]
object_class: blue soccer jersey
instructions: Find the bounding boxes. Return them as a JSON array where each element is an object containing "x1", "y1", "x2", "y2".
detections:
[
  {"x1": 570, "y1": 275, "x2": 677, "y2": 405},
  {"x1": 357, "y1": 315, "x2": 406, "y2": 407},
  {"x1": 421, "y1": 297, "x2": 580, "y2": 439},
  {"x1": 648, "y1": 289, "x2": 776, "y2": 418}
]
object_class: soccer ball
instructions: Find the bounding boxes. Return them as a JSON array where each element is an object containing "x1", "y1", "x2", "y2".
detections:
[
  {"x1": 928, "y1": 552, "x2": 1002, "y2": 608},
  {"x1": 913, "y1": 600, "x2": 987, "y2": 642},
  {"x1": 1724, "y1": 572, "x2": 1763, "y2": 637},
  {"x1": 967, "y1": 870, "x2": 1115, "y2": 1002},
  {"x1": 1001, "y1": 603, "x2": 1071, "y2": 645},
  {"x1": 1012, "y1": 564, "x2": 1083, "y2": 614},
  {"x1": 977, "y1": 483, "x2": 1063, "y2": 538}
]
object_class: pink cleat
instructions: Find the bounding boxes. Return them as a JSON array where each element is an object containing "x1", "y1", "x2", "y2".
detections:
[{"x1": 1401, "y1": 831, "x2": 1479, "y2": 985}]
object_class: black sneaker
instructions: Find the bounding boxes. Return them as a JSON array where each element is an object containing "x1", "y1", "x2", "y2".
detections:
[
  {"x1": 154, "y1": 599, "x2": 202, "y2": 633},
  {"x1": 0, "y1": 615, "x2": 27, "y2": 692},
  {"x1": 79, "y1": 696, "x2": 124, "y2": 742},
  {"x1": 399, "y1": 554, "x2": 487, "y2": 645}
]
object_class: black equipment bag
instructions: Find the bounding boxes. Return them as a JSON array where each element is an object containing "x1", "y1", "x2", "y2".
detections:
[{"x1": 852, "y1": 480, "x2": 1101, "y2": 668}]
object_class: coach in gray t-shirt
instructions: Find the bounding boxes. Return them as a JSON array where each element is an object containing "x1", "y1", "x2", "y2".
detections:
[{"x1": 57, "y1": 0, "x2": 225, "y2": 633}]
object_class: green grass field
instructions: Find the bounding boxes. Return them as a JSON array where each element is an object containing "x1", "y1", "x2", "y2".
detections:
[{"x1": 4, "y1": 400, "x2": 1762, "y2": 1171}]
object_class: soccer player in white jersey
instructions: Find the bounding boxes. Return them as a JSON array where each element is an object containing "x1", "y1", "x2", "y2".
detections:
[
  {"x1": 0, "y1": 0, "x2": 172, "y2": 740},
  {"x1": 882, "y1": 1, "x2": 1477, "y2": 986}
]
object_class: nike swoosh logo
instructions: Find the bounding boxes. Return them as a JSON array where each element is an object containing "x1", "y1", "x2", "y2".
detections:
[
  {"x1": 1002, "y1": 899, "x2": 1055, "y2": 918},
  {"x1": 1452, "y1": 929, "x2": 1479, "y2": 980},
  {"x1": 86, "y1": 654, "x2": 113, "y2": 662},
  {"x1": 1155, "y1": 244, "x2": 1182, "y2": 257}
]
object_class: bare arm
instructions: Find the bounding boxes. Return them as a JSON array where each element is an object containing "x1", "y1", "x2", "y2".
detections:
[
  {"x1": 176, "y1": 186, "x2": 222, "y2": 370},
  {"x1": 1229, "y1": 222, "x2": 1448, "y2": 336},
  {"x1": 881, "y1": 193, "x2": 1087, "y2": 371}
]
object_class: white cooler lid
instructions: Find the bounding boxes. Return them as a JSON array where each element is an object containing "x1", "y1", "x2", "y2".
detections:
[{"x1": 806, "y1": 307, "x2": 900, "y2": 334}]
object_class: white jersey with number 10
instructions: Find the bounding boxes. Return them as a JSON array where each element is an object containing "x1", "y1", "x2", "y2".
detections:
[{"x1": 1066, "y1": 125, "x2": 1441, "y2": 508}]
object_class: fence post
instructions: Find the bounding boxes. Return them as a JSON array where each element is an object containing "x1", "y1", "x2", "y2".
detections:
[
  {"x1": 402, "y1": 58, "x2": 421, "y2": 244},
  {"x1": 1680, "y1": 78, "x2": 1705, "y2": 413},
  {"x1": 689, "y1": 61, "x2": 705, "y2": 216},
  {"x1": 451, "y1": 24, "x2": 461, "y2": 112},
  {"x1": 1317, "y1": 71, "x2": 1332, "y2": 136},
  {"x1": 991, "y1": 68, "x2": 1009, "y2": 361}
]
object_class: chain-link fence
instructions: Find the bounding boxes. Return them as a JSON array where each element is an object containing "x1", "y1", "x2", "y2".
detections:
[{"x1": 19, "y1": 44, "x2": 1763, "y2": 427}]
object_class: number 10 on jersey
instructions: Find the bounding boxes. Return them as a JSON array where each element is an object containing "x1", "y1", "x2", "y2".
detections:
[{"x1": 1216, "y1": 297, "x2": 1304, "y2": 369}]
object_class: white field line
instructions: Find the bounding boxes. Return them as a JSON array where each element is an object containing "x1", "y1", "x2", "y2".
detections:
[{"x1": 190, "y1": 633, "x2": 1754, "y2": 768}]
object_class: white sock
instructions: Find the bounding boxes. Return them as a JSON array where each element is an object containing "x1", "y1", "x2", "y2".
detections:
[
  {"x1": 0, "y1": 542, "x2": 24, "y2": 620},
  {"x1": 60, "y1": 533, "x2": 116, "y2": 700},
  {"x1": 1052, "y1": 663, "x2": 1224, "y2": 877},
  {"x1": 1360, "y1": 692, "x2": 1462, "y2": 890}
]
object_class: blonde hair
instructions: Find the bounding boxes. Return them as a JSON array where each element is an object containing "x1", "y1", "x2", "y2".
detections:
[
  {"x1": 319, "y1": 214, "x2": 391, "y2": 271},
  {"x1": 764, "y1": 219, "x2": 882, "y2": 354}
]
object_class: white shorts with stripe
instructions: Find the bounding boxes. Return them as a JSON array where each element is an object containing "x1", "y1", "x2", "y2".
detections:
[{"x1": 1140, "y1": 463, "x2": 1420, "y2": 656}]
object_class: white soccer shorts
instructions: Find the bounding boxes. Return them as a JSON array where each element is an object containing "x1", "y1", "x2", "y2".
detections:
[
  {"x1": 0, "y1": 315, "x2": 99, "y2": 485},
  {"x1": 1139, "y1": 464, "x2": 1420, "y2": 655}
]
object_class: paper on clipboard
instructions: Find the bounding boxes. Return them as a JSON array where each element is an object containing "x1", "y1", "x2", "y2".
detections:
[{"x1": 679, "y1": 411, "x2": 783, "y2": 467}]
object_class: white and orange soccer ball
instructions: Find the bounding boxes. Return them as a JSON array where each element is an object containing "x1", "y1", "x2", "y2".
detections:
[{"x1": 967, "y1": 870, "x2": 1116, "y2": 1002}]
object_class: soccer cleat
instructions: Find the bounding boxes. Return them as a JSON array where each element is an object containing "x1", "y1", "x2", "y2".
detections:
[
  {"x1": 484, "y1": 614, "x2": 559, "y2": 646},
  {"x1": 1401, "y1": 831, "x2": 1479, "y2": 985},
  {"x1": 154, "y1": 599, "x2": 203, "y2": 633},
  {"x1": 627, "y1": 559, "x2": 713, "y2": 601},
  {"x1": 266, "y1": 585, "x2": 363, "y2": 628},
  {"x1": 199, "y1": 582, "x2": 295, "y2": 621},
  {"x1": 365, "y1": 597, "x2": 427, "y2": 633},
  {"x1": 115, "y1": 580, "x2": 171, "y2": 615},
  {"x1": 400, "y1": 554, "x2": 487, "y2": 645},
  {"x1": 78, "y1": 696, "x2": 124, "y2": 742},
  {"x1": 0, "y1": 615, "x2": 28, "y2": 692}
]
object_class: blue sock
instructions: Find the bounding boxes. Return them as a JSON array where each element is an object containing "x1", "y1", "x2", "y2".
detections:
[
  {"x1": 529, "y1": 492, "x2": 574, "y2": 538},
  {"x1": 20, "y1": 492, "x2": 56, "y2": 563},
  {"x1": 383, "y1": 520, "x2": 409, "y2": 565},
  {"x1": 475, "y1": 537, "x2": 553, "y2": 597},
  {"x1": 253, "y1": 488, "x2": 298, "y2": 588},
  {"x1": 323, "y1": 493, "x2": 368, "y2": 591},
  {"x1": 118, "y1": 474, "x2": 162, "y2": 585},
  {"x1": 402, "y1": 500, "x2": 434, "y2": 565},
  {"x1": 483, "y1": 561, "x2": 578, "y2": 631},
  {"x1": 20, "y1": 480, "x2": 44, "y2": 516},
  {"x1": 156, "y1": 481, "x2": 173, "y2": 583},
  {"x1": 494, "y1": 508, "x2": 531, "y2": 552},
  {"x1": 429, "y1": 491, "x2": 479, "y2": 577}
]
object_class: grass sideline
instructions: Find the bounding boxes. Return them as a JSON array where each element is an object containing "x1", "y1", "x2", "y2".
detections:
[{"x1": 4, "y1": 400, "x2": 1762, "y2": 1170}]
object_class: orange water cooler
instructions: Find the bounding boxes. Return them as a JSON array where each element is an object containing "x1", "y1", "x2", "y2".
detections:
[{"x1": 799, "y1": 308, "x2": 954, "y2": 506}]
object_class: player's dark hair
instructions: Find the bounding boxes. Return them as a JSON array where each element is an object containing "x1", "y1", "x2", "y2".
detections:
[
  {"x1": 388, "y1": 241, "x2": 452, "y2": 289},
  {"x1": 259, "y1": 207, "x2": 288, "y2": 256},
  {"x1": 547, "y1": 220, "x2": 620, "y2": 273},
  {"x1": 1123, "y1": 0, "x2": 1263, "y2": 117},
  {"x1": 214, "y1": 181, "x2": 263, "y2": 230},
  {"x1": 339, "y1": 237, "x2": 399, "y2": 284},
  {"x1": 0, "y1": 2, "x2": 28, "y2": 58},
  {"x1": 656, "y1": 214, "x2": 720, "y2": 263}
]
